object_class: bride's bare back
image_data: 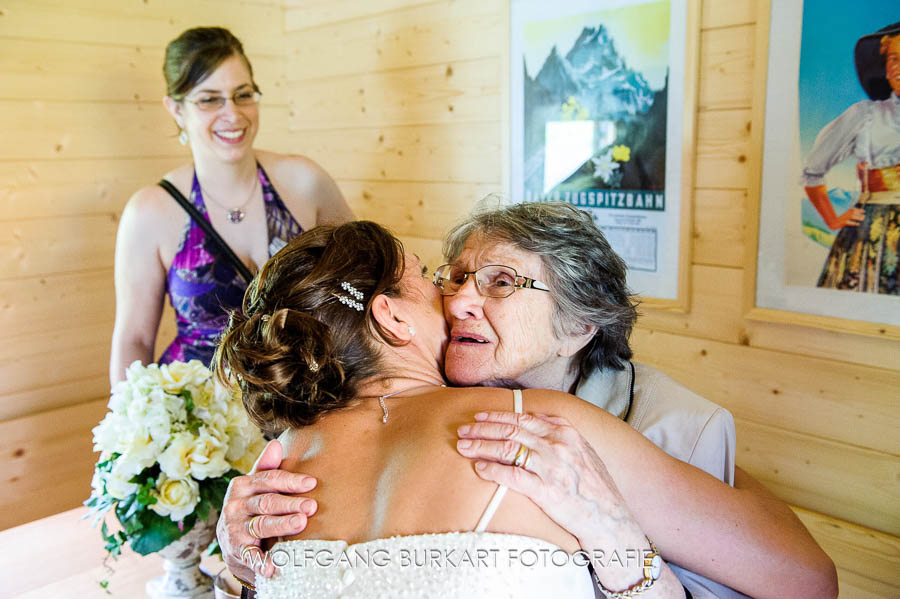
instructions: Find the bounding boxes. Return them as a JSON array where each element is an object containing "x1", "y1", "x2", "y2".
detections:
[{"x1": 276, "y1": 386, "x2": 579, "y2": 553}]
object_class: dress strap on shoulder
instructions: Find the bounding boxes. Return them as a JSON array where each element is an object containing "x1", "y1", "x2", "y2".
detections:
[{"x1": 473, "y1": 389, "x2": 523, "y2": 533}]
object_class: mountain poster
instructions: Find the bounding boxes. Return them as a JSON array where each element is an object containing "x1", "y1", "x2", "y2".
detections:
[{"x1": 511, "y1": 0, "x2": 690, "y2": 301}]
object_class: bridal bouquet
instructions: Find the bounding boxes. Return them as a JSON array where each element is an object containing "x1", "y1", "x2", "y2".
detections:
[{"x1": 85, "y1": 360, "x2": 266, "y2": 557}]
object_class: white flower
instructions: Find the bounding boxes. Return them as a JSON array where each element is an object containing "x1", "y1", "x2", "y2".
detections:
[
  {"x1": 150, "y1": 473, "x2": 199, "y2": 522},
  {"x1": 188, "y1": 428, "x2": 230, "y2": 480},
  {"x1": 592, "y1": 150, "x2": 620, "y2": 182},
  {"x1": 105, "y1": 469, "x2": 140, "y2": 500},
  {"x1": 158, "y1": 432, "x2": 196, "y2": 479},
  {"x1": 158, "y1": 430, "x2": 229, "y2": 480},
  {"x1": 127, "y1": 390, "x2": 173, "y2": 443},
  {"x1": 160, "y1": 360, "x2": 210, "y2": 395},
  {"x1": 92, "y1": 412, "x2": 130, "y2": 454},
  {"x1": 231, "y1": 436, "x2": 267, "y2": 474},
  {"x1": 125, "y1": 361, "x2": 165, "y2": 394}
]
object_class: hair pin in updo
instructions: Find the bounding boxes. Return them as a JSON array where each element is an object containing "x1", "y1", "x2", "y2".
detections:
[
  {"x1": 341, "y1": 282, "x2": 364, "y2": 301},
  {"x1": 335, "y1": 281, "x2": 365, "y2": 311},
  {"x1": 308, "y1": 358, "x2": 320, "y2": 373}
]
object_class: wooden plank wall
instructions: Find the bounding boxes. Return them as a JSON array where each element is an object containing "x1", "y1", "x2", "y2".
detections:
[
  {"x1": 0, "y1": 0, "x2": 290, "y2": 528},
  {"x1": 282, "y1": 0, "x2": 899, "y2": 596},
  {"x1": 2, "y1": 0, "x2": 898, "y2": 596}
]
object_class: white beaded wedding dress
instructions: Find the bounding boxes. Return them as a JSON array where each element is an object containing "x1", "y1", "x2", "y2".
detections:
[{"x1": 254, "y1": 390, "x2": 596, "y2": 599}]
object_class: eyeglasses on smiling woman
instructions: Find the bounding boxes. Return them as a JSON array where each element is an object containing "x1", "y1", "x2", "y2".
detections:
[
  {"x1": 432, "y1": 264, "x2": 550, "y2": 298},
  {"x1": 185, "y1": 89, "x2": 262, "y2": 111}
]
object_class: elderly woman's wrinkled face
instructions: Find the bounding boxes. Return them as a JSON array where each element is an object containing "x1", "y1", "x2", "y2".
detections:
[
  {"x1": 886, "y1": 35, "x2": 900, "y2": 96},
  {"x1": 441, "y1": 234, "x2": 572, "y2": 390}
]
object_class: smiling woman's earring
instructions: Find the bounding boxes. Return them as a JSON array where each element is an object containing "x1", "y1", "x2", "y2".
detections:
[
  {"x1": 408, "y1": 325, "x2": 415, "y2": 337},
  {"x1": 178, "y1": 128, "x2": 188, "y2": 145}
]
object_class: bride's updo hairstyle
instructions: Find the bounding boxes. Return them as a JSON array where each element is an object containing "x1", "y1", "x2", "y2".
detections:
[{"x1": 213, "y1": 221, "x2": 406, "y2": 430}]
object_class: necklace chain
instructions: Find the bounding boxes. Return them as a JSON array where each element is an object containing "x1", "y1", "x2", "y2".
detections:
[
  {"x1": 377, "y1": 384, "x2": 445, "y2": 424},
  {"x1": 199, "y1": 173, "x2": 259, "y2": 224}
]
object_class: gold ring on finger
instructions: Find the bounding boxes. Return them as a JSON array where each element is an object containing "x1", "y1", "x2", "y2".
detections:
[
  {"x1": 247, "y1": 514, "x2": 265, "y2": 539},
  {"x1": 521, "y1": 447, "x2": 533, "y2": 470},
  {"x1": 513, "y1": 444, "x2": 530, "y2": 468}
]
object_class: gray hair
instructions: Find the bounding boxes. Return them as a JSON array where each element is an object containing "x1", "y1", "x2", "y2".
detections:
[{"x1": 442, "y1": 200, "x2": 639, "y2": 376}]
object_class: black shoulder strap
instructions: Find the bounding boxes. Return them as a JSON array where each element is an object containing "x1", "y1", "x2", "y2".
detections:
[{"x1": 158, "y1": 179, "x2": 254, "y2": 283}]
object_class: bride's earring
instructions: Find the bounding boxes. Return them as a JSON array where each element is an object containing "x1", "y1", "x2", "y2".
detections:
[
  {"x1": 178, "y1": 128, "x2": 188, "y2": 145},
  {"x1": 408, "y1": 325, "x2": 415, "y2": 337}
]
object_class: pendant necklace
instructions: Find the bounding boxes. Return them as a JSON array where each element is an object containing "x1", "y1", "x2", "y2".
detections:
[
  {"x1": 200, "y1": 174, "x2": 259, "y2": 224},
  {"x1": 377, "y1": 384, "x2": 446, "y2": 424}
]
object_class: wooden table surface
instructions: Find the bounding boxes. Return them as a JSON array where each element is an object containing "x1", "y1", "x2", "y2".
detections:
[{"x1": 1, "y1": 506, "x2": 233, "y2": 598}]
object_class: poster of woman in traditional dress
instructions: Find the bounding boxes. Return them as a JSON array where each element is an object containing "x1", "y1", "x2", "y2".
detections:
[{"x1": 756, "y1": 0, "x2": 900, "y2": 328}]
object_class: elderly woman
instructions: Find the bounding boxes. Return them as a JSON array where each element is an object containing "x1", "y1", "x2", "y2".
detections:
[
  {"x1": 214, "y1": 220, "x2": 694, "y2": 598},
  {"x1": 109, "y1": 27, "x2": 353, "y2": 383},
  {"x1": 218, "y1": 203, "x2": 837, "y2": 599}
]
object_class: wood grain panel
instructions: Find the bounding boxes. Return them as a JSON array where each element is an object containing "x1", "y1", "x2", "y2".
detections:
[
  {"x1": 698, "y1": 25, "x2": 754, "y2": 111},
  {"x1": 638, "y1": 264, "x2": 745, "y2": 344},
  {"x1": 1, "y1": 0, "x2": 285, "y2": 56},
  {"x1": 0, "y1": 215, "x2": 117, "y2": 279},
  {"x1": 286, "y1": 0, "x2": 504, "y2": 80},
  {"x1": 396, "y1": 235, "x2": 444, "y2": 276},
  {"x1": 0, "y1": 101, "x2": 289, "y2": 161},
  {"x1": 0, "y1": 158, "x2": 184, "y2": 221},
  {"x1": 0, "y1": 398, "x2": 108, "y2": 529},
  {"x1": 338, "y1": 179, "x2": 499, "y2": 239},
  {"x1": 0, "y1": 38, "x2": 287, "y2": 104},
  {"x1": 0, "y1": 325, "x2": 111, "y2": 420},
  {"x1": 284, "y1": 122, "x2": 501, "y2": 183},
  {"x1": 288, "y1": 57, "x2": 501, "y2": 130},
  {"x1": 833, "y1": 569, "x2": 900, "y2": 599},
  {"x1": 735, "y1": 418, "x2": 899, "y2": 537},
  {"x1": 794, "y1": 507, "x2": 900, "y2": 592},
  {"x1": 0, "y1": 269, "x2": 113, "y2": 335},
  {"x1": 701, "y1": 0, "x2": 756, "y2": 30},
  {"x1": 285, "y1": 0, "x2": 439, "y2": 31},
  {"x1": 745, "y1": 319, "x2": 900, "y2": 372},
  {"x1": 695, "y1": 109, "x2": 752, "y2": 189},
  {"x1": 692, "y1": 188, "x2": 746, "y2": 267},
  {"x1": 631, "y1": 328, "x2": 900, "y2": 455}
]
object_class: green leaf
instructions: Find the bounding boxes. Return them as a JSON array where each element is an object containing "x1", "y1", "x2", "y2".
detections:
[
  {"x1": 205, "y1": 539, "x2": 222, "y2": 556},
  {"x1": 128, "y1": 510, "x2": 186, "y2": 555},
  {"x1": 195, "y1": 496, "x2": 210, "y2": 522}
]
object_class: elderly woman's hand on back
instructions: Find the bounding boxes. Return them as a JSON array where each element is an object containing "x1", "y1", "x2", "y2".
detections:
[
  {"x1": 456, "y1": 410, "x2": 635, "y2": 548},
  {"x1": 218, "y1": 440, "x2": 318, "y2": 582}
]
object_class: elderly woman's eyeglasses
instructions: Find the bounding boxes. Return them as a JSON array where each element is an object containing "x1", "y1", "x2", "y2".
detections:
[
  {"x1": 432, "y1": 264, "x2": 550, "y2": 298},
  {"x1": 185, "y1": 90, "x2": 262, "y2": 112}
]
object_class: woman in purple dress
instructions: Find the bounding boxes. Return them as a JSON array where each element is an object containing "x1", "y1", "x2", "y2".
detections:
[{"x1": 109, "y1": 27, "x2": 353, "y2": 383}]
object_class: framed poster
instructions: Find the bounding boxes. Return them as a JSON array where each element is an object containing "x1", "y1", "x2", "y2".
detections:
[
  {"x1": 510, "y1": 0, "x2": 699, "y2": 308},
  {"x1": 747, "y1": 0, "x2": 900, "y2": 339}
]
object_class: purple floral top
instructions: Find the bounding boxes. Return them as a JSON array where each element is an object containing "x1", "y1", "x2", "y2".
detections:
[{"x1": 158, "y1": 164, "x2": 302, "y2": 366}]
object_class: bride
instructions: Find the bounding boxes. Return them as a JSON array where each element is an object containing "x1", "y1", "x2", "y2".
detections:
[{"x1": 213, "y1": 220, "x2": 739, "y2": 598}]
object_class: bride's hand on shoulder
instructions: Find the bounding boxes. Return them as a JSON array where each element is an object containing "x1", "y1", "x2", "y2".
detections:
[{"x1": 219, "y1": 439, "x2": 319, "y2": 581}]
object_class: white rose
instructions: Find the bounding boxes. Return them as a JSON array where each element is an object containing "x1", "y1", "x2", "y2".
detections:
[
  {"x1": 187, "y1": 429, "x2": 230, "y2": 480},
  {"x1": 158, "y1": 432, "x2": 195, "y2": 479},
  {"x1": 129, "y1": 390, "x2": 173, "y2": 442},
  {"x1": 108, "y1": 381, "x2": 133, "y2": 414},
  {"x1": 150, "y1": 473, "x2": 199, "y2": 522},
  {"x1": 160, "y1": 360, "x2": 210, "y2": 395},
  {"x1": 231, "y1": 436, "x2": 267, "y2": 474},
  {"x1": 92, "y1": 413, "x2": 129, "y2": 454},
  {"x1": 105, "y1": 464, "x2": 140, "y2": 500},
  {"x1": 126, "y1": 361, "x2": 165, "y2": 394}
]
